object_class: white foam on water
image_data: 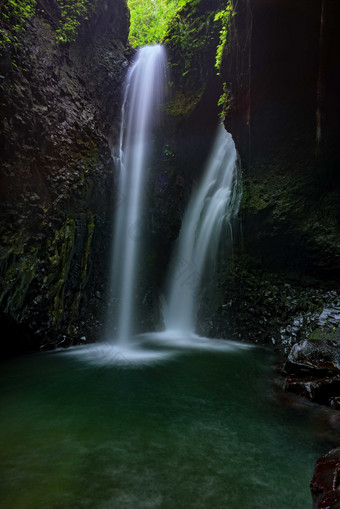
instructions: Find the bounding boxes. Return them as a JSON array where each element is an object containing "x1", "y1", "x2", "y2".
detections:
[
  {"x1": 59, "y1": 332, "x2": 253, "y2": 367},
  {"x1": 60, "y1": 341, "x2": 174, "y2": 366}
]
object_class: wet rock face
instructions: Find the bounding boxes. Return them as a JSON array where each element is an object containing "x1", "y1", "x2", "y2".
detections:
[
  {"x1": 311, "y1": 448, "x2": 340, "y2": 509},
  {"x1": 281, "y1": 339, "x2": 340, "y2": 406},
  {"x1": 286, "y1": 339, "x2": 340, "y2": 377},
  {"x1": 220, "y1": 0, "x2": 340, "y2": 275},
  {"x1": 201, "y1": 260, "x2": 339, "y2": 352},
  {"x1": 0, "y1": 0, "x2": 129, "y2": 356},
  {"x1": 207, "y1": 0, "x2": 340, "y2": 346},
  {"x1": 224, "y1": 0, "x2": 340, "y2": 167}
]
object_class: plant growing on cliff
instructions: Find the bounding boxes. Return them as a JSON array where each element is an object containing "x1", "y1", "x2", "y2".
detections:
[
  {"x1": 217, "y1": 81, "x2": 232, "y2": 118},
  {"x1": 0, "y1": 0, "x2": 36, "y2": 50},
  {"x1": 214, "y1": 0, "x2": 233, "y2": 73},
  {"x1": 163, "y1": 0, "x2": 229, "y2": 117},
  {"x1": 0, "y1": 0, "x2": 97, "y2": 47},
  {"x1": 55, "y1": 0, "x2": 97, "y2": 43}
]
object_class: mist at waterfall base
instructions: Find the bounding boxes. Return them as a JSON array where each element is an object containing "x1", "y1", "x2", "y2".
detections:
[{"x1": 2, "y1": 46, "x2": 336, "y2": 508}]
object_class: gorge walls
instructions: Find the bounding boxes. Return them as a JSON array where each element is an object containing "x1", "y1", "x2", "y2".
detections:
[
  {"x1": 213, "y1": 0, "x2": 340, "y2": 347},
  {"x1": 0, "y1": 0, "x2": 129, "y2": 356},
  {"x1": 1, "y1": 0, "x2": 339, "y2": 356},
  {"x1": 222, "y1": 0, "x2": 340, "y2": 280}
]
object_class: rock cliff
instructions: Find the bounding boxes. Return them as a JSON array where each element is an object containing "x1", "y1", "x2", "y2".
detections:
[
  {"x1": 216, "y1": 0, "x2": 340, "y2": 347},
  {"x1": 0, "y1": 0, "x2": 129, "y2": 356}
]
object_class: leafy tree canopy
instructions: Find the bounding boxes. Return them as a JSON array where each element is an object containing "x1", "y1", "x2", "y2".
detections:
[{"x1": 127, "y1": 0, "x2": 182, "y2": 47}]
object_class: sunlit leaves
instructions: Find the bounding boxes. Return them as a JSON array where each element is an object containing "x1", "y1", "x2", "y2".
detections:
[
  {"x1": 214, "y1": 0, "x2": 233, "y2": 73},
  {"x1": 127, "y1": 0, "x2": 180, "y2": 47}
]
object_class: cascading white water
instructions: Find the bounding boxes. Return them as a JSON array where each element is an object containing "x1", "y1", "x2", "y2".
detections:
[
  {"x1": 163, "y1": 125, "x2": 242, "y2": 336},
  {"x1": 107, "y1": 45, "x2": 167, "y2": 345}
]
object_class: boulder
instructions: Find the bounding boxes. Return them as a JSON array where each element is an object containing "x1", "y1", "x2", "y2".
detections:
[
  {"x1": 282, "y1": 340, "x2": 340, "y2": 406},
  {"x1": 285, "y1": 339, "x2": 340, "y2": 377},
  {"x1": 311, "y1": 448, "x2": 340, "y2": 509}
]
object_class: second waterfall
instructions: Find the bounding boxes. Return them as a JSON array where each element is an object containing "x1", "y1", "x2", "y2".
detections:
[
  {"x1": 163, "y1": 126, "x2": 241, "y2": 337},
  {"x1": 107, "y1": 45, "x2": 167, "y2": 345}
]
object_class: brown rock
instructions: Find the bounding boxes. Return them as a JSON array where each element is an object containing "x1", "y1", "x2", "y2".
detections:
[{"x1": 311, "y1": 448, "x2": 340, "y2": 509}]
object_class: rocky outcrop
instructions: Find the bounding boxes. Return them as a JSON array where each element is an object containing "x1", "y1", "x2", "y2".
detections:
[
  {"x1": 0, "y1": 0, "x2": 129, "y2": 357},
  {"x1": 200, "y1": 266, "x2": 339, "y2": 349},
  {"x1": 311, "y1": 448, "x2": 340, "y2": 509},
  {"x1": 280, "y1": 339, "x2": 340, "y2": 407}
]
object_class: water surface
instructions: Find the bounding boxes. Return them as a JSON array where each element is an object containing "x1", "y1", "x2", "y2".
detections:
[{"x1": 0, "y1": 339, "x2": 335, "y2": 508}]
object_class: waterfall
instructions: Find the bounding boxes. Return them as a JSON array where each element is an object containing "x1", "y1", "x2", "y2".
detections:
[
  {"x1": 163, "y1": 126, "x2": 241, "y2": 336},
  {"x1": 107, "y1": 45, "x2": 167, "y2": 345},
  {"x1": 69, "y1": 48, "x2": 247, "y2": 364}
]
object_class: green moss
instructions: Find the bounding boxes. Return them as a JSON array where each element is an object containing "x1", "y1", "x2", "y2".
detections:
[
  {"x1": 166, "y1": 87, "x2": 205, "y2": 117},
  {"x1": 55, "y1": 0, "x2": 97, "y2": 44},
  {"x1": 0, "y1": 0, "x2": 36, "y2": 51},
  {"x1": 241, "y1": 178, "x2": 270, "y2": 211},
  {"x1": 163, "y1": 0, "x2": 232, "y2": 118},
  {"x1": 82, "y1": 212, "x2": 95, "y2": 280},
  {"x1": 71, "y1": 212, "x2": 95, "y2": 316},
  {"x1": 0, "y1": 229, "x2": 39, "y2": 318},
  {"x1": 309, "y1": 327, "x2": 340, "y2": 342},
  {"x1": 45, "y1": 218, "x2": 76, "y2": 324}
]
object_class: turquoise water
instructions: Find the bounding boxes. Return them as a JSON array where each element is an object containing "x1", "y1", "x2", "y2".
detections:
[{"x1": 0, "y1": 340, "x2": 335, "y2": 508}]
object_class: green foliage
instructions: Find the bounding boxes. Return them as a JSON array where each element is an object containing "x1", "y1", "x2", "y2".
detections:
[
  {"x1": 214, "y1": 0, "x2": 233, "y2": 73},
  {"x1": 164, "y1": 2, "x2": 216, "y2": 75},
  {"x1": 127, "y1": 0, "x2": 180, "y2": 47},
  {"x1": 55, "y1": 0, "x2": 97, "y2": 44},
  {"x1": 163, "y1": 0, "x2": 226, "y2": 117},
  {"x1": 0, "y1": 0, "x2": 97, "y2": 47},
  {"x1": 0, "y1": 0, "x2": 36, "y2": 50},
  {"x1": 45, "y1": 218, "x2": 76, "y2": 323},
  {"x1": 164, "y1": 145, "x2": 175, "y2": 158},
  {"x1": 0, "y1": 229, "x2": 40, "y2": 317},
  {"x1": 217, "y1": 81, "x2": 231, "y2": 118}
]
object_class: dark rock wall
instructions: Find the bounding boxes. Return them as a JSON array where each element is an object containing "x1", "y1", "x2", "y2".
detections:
[
  {"x1": 213, "y1": 0, "x2": 340, "y2": 347},
  {"x1": 311, "y1": 448, "x2": 340, "y2": 508},
  {"x1": 0, "y1": 0, "x2": 129, "y2": 356},
  {"x1": 224, "y1": 0, "x2": 340, "y2": 167},
  {"x1": 223, "y1": 0, "x2": 340, "y2": 278}
]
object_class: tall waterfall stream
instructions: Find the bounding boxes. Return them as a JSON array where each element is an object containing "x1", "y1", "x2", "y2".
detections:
[{"x1": 107, "y1": 45, "x2": 167, "y2": 345}]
